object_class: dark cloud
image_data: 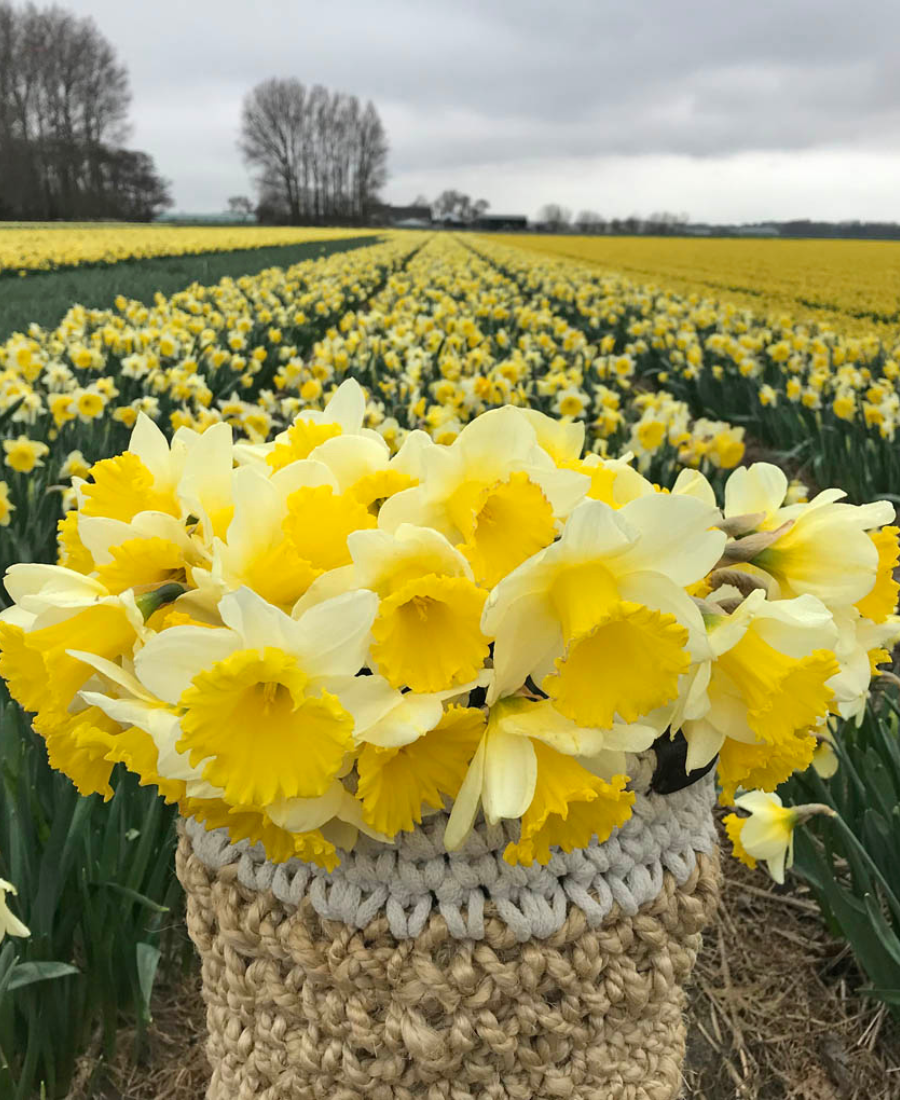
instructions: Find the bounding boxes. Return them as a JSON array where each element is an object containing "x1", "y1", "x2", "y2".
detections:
[{"x1": 62, "y1": 0, "x2": 900, "y2": 214}]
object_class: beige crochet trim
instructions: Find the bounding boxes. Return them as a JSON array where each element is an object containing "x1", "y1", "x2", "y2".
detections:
[
  {"x1": 177, "y1": 835, "x2": 720, "y2": 1100},
  {"x1": 183, "y1": 773, "x2": 717, "y2": 942}
]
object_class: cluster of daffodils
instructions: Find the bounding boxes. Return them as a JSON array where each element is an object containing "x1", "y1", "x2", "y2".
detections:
[
  {"x1": 1, "y1": 378, "x2": 897, "y2": 872},
  {"x1": 0, "y1": 235, "x2": 418, "y2": 441}
]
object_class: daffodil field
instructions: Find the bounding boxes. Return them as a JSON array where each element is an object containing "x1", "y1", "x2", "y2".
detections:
[{"x1": 2, "y1": 226, "x2": 900, "y2": 1096}]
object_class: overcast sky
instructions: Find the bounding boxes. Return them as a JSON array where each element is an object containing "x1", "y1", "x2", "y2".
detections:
[{"x1": 65, "y1": 0, "x2": 900, "y2": 221}]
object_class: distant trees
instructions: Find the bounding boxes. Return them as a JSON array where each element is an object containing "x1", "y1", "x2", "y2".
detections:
[
  {"x1": 537, "y1": 204, "x2": 572, "y2": 231},
  {"x1": 0, "y1": 1, "x2": 172, "y2": 221},
  {"x1": 432, "y1": 191, "x2": 490, "y2": 222},
  {"x1": 239, "y1": 78, "x2": 388, "y2": 225},
  {"x1": 227, "y1": 195, "x2": 254, "y2": 223},
  {"x1": 574, "y1": 210, "x2": 607, "y2": 233}
]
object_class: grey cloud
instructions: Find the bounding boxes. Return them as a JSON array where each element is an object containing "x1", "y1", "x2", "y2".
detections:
[{"x1": 63, "y1": 0, "x2": 900, "y2": 211}]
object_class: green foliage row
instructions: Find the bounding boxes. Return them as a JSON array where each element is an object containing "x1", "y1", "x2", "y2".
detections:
[
  {"x1": 784, "y1": 688, "x2": 900, "y2": 1013},
  {"x1": 0, "y1": 687, "x2": 186, "y2": 1098}
]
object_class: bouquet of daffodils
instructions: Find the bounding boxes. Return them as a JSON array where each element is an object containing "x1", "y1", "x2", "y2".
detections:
[{"x1": 1, "y1": 380, "x2": 897, "y2": 873}]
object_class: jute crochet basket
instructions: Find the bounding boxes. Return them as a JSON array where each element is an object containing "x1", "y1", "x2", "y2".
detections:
[{"x1": 176, "y1": 767, "x2": 720, "y2": 1100}]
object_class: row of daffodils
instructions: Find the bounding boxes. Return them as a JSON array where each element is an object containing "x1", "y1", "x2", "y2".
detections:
[
  {"x1": 470, "y1": 235, "x2": 900, "y2": 500},
  {"x1": 0, "y1": 224, "x2": 379, "y2": 276},
  {"x1": 1, "y1": 378, "x2": 897, "y2": 881}
]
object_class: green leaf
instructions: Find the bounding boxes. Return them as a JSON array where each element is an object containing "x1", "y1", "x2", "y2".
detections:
[
  {"x1": 5, "y1": 962, "x2": 80, "y2": 992},
  {"x1": 135, "y1": 943, "x2": 161, "y2": 1021},
  {"x1": 88, "y1": 879, "x2": 171, "y2": 913}
]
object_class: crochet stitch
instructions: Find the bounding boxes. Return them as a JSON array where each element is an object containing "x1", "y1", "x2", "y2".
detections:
[
  {"x1": 184, "y1": 772, "x2": 717, "y2": 942},
  {"x1": 178, "y1": 830, "x2": 720, "y2": 1100}
]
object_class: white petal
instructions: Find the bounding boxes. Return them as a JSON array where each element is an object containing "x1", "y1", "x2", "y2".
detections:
[
  {"x1": 291, "y1": 590, "x2": 379, "y2": 676},
  {"x1": 324, "y1": 673, "x2": 411, "y2": 741},
  {"x1": 672, "y1": 468, "x2": 717, "y2": 507},
  {"x1": 486, "y1": 591, "x2": 561, "y2": 704},
  {"x1": 134, "y1": 626, "x2": 241, "y2": 704},
  {"x1": 555, "y1": 498, "x2": 639, "y2": 560},
  {"x1": 267, "y1": 782, "x2": 346, "y2": 833},
  {"x1": 444, "y1": 736, "x2": 486, "y2": 851},
  {"x1": 3, "y1": 563, "x2": 108, "y2": 607},
  {"x1": 618, "y1": 494, "x2": 726, "y2": 587},
  {"x1": 67, "y1": 650, "x2": 153, "y2": 700},
  {"x1": 682, "y1": 718, "x2": 726, "y2": 772},
  {"x1": 130, "y1": 412, "x2": 174, "y2": 487},
  {"x1": 482, "y1": 727, "x2": 537, "y2": 824},
  {"x1": 290, "y1": 565, "x2": 357, "y2": 617},
  {"x1": 321, "y1": 378, "x2": 366, "y2": 432},
  {"x1": 724, "y1": 463, "x2": 788, "y2": 519},
  {"x1": 309, "y1": 434, "x2": 389, "y2": 491}
]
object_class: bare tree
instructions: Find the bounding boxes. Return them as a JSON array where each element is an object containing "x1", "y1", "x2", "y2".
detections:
[
  {"x1": 432, "y1": 191, "x2": 489, "y2": 222},
  {"x1": 228, "y1": 195, "x2": 254, "y2": 223},
  {"x1": 0, "y1": 1, "x2": 169, "y2": 221},
  {"x1": 575, "y1": 210, "x2": 606, "y2": 233},
  {"x1": 239, "y1": 78, "x2": 388, "y2": 225},
  {"x1": 537, "y1": 204, "x2": 572, "y2": 232}
]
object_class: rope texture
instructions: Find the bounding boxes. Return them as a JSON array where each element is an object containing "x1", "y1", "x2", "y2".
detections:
[
  {"x1": 178, "y1": 838, "x2": 719, "y2": 1100},
  {"x1": 184, "y1": 770, "x2": 717, "y2": 942}
]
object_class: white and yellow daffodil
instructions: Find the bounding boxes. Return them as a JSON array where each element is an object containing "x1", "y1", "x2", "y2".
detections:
[
  {"x1": 444, "y1": 696, "x2": 647, "y2": 864},
  {"x1": 379, "y1": 406, "x2": 591, "y2": 587},
  {"x1": 484, "y1": 495, "x2": 724, "y2": 728}
]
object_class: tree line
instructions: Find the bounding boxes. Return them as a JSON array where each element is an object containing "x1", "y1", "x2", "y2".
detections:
[
  {"x1": 0, "y1": 1, "x2": 172, "y2": 221},
  {"x1": 240, "y1": 79, "x2": 388, "y2": 225}
]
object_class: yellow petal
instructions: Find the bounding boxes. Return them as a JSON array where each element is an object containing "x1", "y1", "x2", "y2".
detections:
[
  {"x1": 267, "y1": 420, "x2": 342, "y2": 471},
  {"x1": 855, "y1": 526, "x2": 900, "y2": 623},
  {"x1": 717, "y1": 730, "x2": 816, "y2": 805},
  {"x1": 504, "y1": 740, "x2": 633, "y2": 866},
  {"x1": 81, "y1": 452, "x2": 179, "y2": 523},
  {"x1": 95, "y1": 537, "x2": 186, "y2": 595},
  {"x1": 38, "y1": 705, "x2": 123, "y2": 801},
  {"x1": 103, "y1": 725, "x2": 188, "y2": 803},
  {"x1": 181, "y1": 794, "x2": 337, "y2": 868},
  {"x1": 723, "y1": 812, "x2": 757, "y2": 870},
  {"x1": 716, "y1": 627, "x2": 838, "y2": 746},
  {"x1": 0, "y1": 605, "x2": 137, "y2": 717},
  {"x1": 543, "y1": 601, "x2": 690, "y2": 728},
  {"x1": 454, "y1": 471, "x2": 556, "y2": 588},
  {"x1": 57, "y1": 512, "x2": 94, "y2": 574},
  {"x1": 282, "y1": 484, "x2": 376, "y2": 573},
  {"x1": 371, "y1": 574, "x2": 490, "y2": 692},
  {"x1": 348, "y1": 468, "x2": 418, "y2": 512},
  {"x1": 178, "y1": 647, "x2": 354, "y2": 805},
  {"x1": 357, "y1": 705, "x2": 486, "y2": 836},
  {"x1": 549, "y1": 560, "x2": 620, "y2": 643}
]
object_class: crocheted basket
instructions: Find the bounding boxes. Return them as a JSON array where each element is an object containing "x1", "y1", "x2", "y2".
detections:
[{"x1": 176, "y1": 770, "x2": 720, "y2": 1100}]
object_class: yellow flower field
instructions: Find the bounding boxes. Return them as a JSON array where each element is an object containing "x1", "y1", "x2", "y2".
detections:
[
  {"x1": 0, "y1": 224, "x2": 380, "y2": 276},
  {"x1": 490, "y1": 233, "x2": 900, "y2": 334}
]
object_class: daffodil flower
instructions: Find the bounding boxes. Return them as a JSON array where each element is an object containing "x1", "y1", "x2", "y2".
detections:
[
  {"x1": 0, "y1": 879, "x2": 30, "y2": 943},
  {"x1": 724, "y1": 790, "x2": 833, "y2": 884},
  {"x1": 484, "y1": 495, "x2": 724, "y2": 728}
]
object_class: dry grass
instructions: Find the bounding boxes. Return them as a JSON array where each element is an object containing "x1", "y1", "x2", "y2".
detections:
[{"x1": 69, "y1": 823, "x2": 900, "y2": 1100}]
